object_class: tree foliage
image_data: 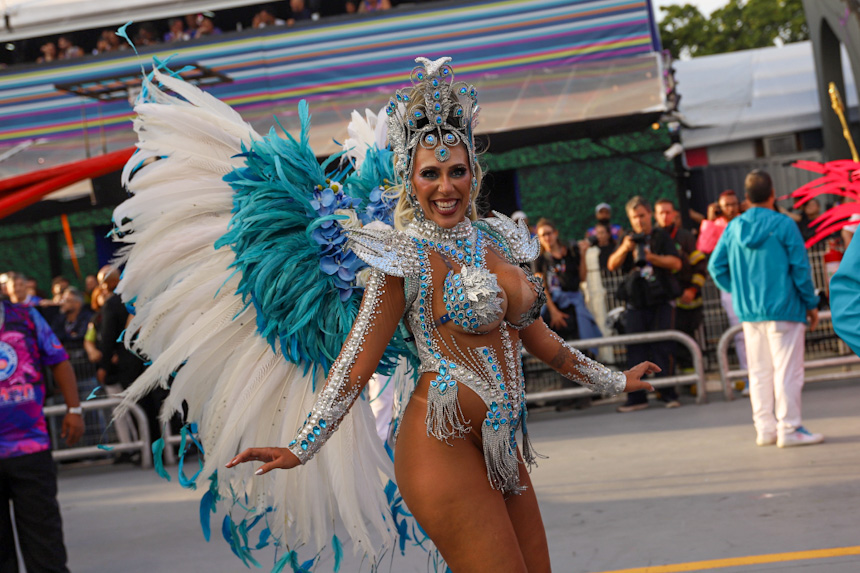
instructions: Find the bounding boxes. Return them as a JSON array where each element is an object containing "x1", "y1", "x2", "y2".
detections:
[{"x1": 659, "y1": 0, "x2": 809, "y2": 59}]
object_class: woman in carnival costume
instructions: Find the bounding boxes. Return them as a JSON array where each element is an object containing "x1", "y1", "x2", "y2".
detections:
[{"x1": 114, "y1": 56, "x2": 657, "y2": 571}]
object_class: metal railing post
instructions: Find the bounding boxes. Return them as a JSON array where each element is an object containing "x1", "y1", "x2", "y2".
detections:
[
  {"x1": 716, "y1": 310, "x2": 860, "y2": 401},
  {"x1": 44, "y1": 398, "x2": 152, "y2": 468}
]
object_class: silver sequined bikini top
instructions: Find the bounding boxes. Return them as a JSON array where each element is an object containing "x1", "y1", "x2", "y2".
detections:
[{"x1": 348, "y1": 212, "x2": 544, "y2": 330}]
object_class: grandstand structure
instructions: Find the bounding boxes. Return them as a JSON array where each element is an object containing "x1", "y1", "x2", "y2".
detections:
[{"x1": 0, "y1": 0, "x2": 676, "y2": 287}]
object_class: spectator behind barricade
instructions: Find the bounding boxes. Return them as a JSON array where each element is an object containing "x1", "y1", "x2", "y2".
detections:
[
  {"x1": 697, "y1": 190, "x2": 739, "y2": 255},
  {"x1": 287, "y1": 0, "x2": 314, "y2": 24},
  {"x1": 192, "y1": 15, "x2": 222, "y2": 38},
  {"x1": 25, "y1": 277, "x2": 46, "y2": 302},
  {"x1": 83, "y1": 287, "x2": 105, "y2": 365},
  {"x1": 96, "y1": 266, "x2": 144, "y2": 462},
  {"x1": 105, "y1": 30, "x2": 127, "y2": 52},
  {"x1": 583, "y1": 222, "x2": 615, "y2": 363},
  {"x1": 83, "y1": 274, "x2": 98, "y2": 305},
  {"x1": 794, "y1": 198, "x2": 820, "y2": 243},
  {"x1": 51, "y1": 287, "x2": 93, "y2": 348},
  {"x1": 654, "y1": 198, "x2": 707, "y2": 374},
  {"x1": 4, "y1": 272, "x2": 41, "y2": 306},
  {"x1": 164, "y1": 18, "x2": 189, "y2": 42},
  {"x1": 0, "y1": 295, "x2": 83, "y2": 573},
  {"x1": 37, "y1": 42, "x2": 57, "y2": 63},
  {"x1": 345, "y1": 1, "x2": 358, "y2": 13},
  {"x1": 133, "y1": 24, "x2": 159, "y2": 47},
  {"x1": 840, "y1": 200, "x2": 860, "y2": 248},
  {"x1": 253, "y1": 6, "x2": 287, "y2": 28},
  {"x1": 608, "y1": 196, "x2": 682, "y2": 412},
  {"x1": 49, "y1": 276, "x2": 71, "y2": 305},
  {"x1": 57, "y1": 36, "x2": 83, "y2": 59},
  {"x1": 709, "y1": 169, "x2": 822, "y2": 448},
  {"x1": 535, "y1": 219, "x2": 602, "y2": 351},
  {"x1": 184, "y1": 14, "x2": 200, "y2": 37},
  {"x1": 586, "y1": 202, "x2": 623, "y2": 241},
  {"x1": 358, "y1": 0, "x2": 392, "y2": 12},
  {"x1": 589, "y1": 222, "x2": 616, "y2": 273},
  {"x1": 700, "y1": 190, "x2": 749, "y2": 392},
  {"x1": 52, "y1": 287, "x2": 100, "y2": 426}
]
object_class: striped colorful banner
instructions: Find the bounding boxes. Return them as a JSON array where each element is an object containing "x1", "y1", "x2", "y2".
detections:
[{"x1": 0, "y1": 0, "x2": 659, "y2": 174}]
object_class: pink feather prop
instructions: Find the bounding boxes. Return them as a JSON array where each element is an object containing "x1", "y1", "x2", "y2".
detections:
[{"x1": 790, "y1": 159, "x2": 860, "y2": 247}]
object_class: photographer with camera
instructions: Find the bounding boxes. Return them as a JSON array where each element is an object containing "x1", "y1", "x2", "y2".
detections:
[
  {"x1": 608, "y1": 196, "x2": 683, "y2": 412},
  {"x1": 697, "y1": 190, "x2": 749, "y2": 393},
  {"x1": 655, "y1": 199, "x2": 707, "y2": 373}
]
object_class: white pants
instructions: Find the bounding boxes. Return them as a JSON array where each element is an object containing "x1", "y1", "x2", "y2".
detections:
[
  {"x1": 720, "y1": 291, "x2": 747, "y2": 370},
  {"x1": 742, "y1": 321, "x2": 806, "y2": 437}
]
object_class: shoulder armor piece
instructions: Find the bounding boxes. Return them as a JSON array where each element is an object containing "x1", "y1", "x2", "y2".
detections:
[
  {"x1": 347, "y1": 226, "x2": 422, "y2": 278},
  {"x1": 475, "y1": 211, "x2": 540, "y2": 263}
]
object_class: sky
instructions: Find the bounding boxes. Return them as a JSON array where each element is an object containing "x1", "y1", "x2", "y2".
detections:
[{"x1": 651, "y1": 0, "x2": 729, "y2": 19}]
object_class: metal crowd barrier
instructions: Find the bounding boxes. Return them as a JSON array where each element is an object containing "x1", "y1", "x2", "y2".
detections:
[
  {"x1": 525, "y1": 329, "x2": 707, "y2": 405},
  {"x1": 44, "y1": 398, "x2": 153, "y2": 468},
  {"x1": 716, "y1": 310, "x2": 860, "y2": 401}
]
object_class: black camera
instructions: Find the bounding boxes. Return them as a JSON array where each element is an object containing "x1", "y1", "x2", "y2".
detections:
[
  {"x1": 587, "y1": 234, "x2": 599, "y2": 247},
  {"x1": 629, "y1": 233, "x2": 649, "y2": 267}
]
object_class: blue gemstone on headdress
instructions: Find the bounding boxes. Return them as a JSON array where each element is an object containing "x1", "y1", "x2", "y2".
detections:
[
  {"x1": 396, "y1": 94, "x2": 402, "y2": 102},
  {"x1": 459, "y1": 87, "x2": 468, "y2": 95},
  {"x1": 470, "y1": 87, "x2": 477, "y2": 97},
  {"x1": 403, "y1": 94, "x2": 410, "y2": 102},
  {"x1": 435, "y1": 147, "x2": 448, "y2": 161},
  {"x1": 435, "y1": 115, "x2": 443, "y2": 125},
  {"x1": 444, "y1": 133, "x2": 456, "y2": 144},
  {"x1": 433, "y1": 90, "x2": 441, "y2": 100},
  {"x1": 414, "y1": 110, "x2": 424, "y2": 119},
  {"x1": 455, "y1": 106, "x2": 464, "y2": 117},
  {"x1": 432, "y1": 78, "x2": 439, "y2": 87},
  {"x1": 433, "y1": 102, "x2": 442, "y2": 112},
  {"x1": 417, "y1": 71, "x2": 424, "y2": 80},
  {"x1": 408, "y1": 119, "x2": 415, "y2": 127},
  {"x1": 442, "y1": 66, "x2": 450, "y2": 75},
  {"x1": 425, "y1": 134, "x2": 436, "y2": 145}
]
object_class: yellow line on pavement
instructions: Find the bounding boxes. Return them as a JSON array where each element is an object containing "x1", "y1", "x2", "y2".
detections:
[{"x1": 596, "y1": 546, "x2": 860, "y2": 573}]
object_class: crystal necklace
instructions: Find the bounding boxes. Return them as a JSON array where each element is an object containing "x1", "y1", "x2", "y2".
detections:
[{"x1": 408, "y1": 218, "x2": 481, "y2": 266}]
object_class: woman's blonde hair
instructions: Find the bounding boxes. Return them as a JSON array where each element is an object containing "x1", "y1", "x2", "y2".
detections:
[{"x1": 385, "y1": 149, "x2": 483, "y2": 231}]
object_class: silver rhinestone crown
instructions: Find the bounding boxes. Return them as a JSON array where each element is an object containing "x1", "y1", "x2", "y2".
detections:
[{"x1": 385, "y1": 57, "x2": 480, "y2": 205}]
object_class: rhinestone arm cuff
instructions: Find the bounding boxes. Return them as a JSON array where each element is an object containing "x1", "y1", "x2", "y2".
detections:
[
  {"x1": 522, "y1": 321, "x2": 626, "y2": 397},
  {"x1": 287, "y1": 269, "x2": 403, "y2": 464}
]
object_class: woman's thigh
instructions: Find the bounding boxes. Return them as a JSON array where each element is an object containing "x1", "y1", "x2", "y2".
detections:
[
  {"x1": 394, "y1": 383, "x2": 549, "y2": 572},
  {"x1": 505, "y1": 461, "x2": 551, "y2": 572}
]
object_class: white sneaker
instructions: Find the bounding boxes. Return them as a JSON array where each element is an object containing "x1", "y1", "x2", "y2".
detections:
[
  {"x1": 756, "y1": 433, "x2": 777, "y2": 446},
  {"x1": 778, "y1": 426, "x2": 824, "y2": 448}
]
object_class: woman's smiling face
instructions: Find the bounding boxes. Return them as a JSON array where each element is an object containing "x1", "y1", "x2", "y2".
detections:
[{"x1": 410, "y1": 144, "x2": 471, "y2": 228}]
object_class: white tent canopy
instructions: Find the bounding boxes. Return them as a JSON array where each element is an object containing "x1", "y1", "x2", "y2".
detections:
[
  {"x1": 0, "y1": 0, "x2": 265, "y2": 42},
  {"x1": 675, "y1": 41, "x2": 858, "y2": 149}
]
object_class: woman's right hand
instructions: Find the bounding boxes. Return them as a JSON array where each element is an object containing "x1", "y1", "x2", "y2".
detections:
[
  {"x1": 226, "y1": 447, "x2": 301, "y2": 475},
  {"x1": 623, "y1": 361, "x2": 660, "y2": 392},
  {"x1": 548, "y1": 307, "x2": 569, "y2": 330}
]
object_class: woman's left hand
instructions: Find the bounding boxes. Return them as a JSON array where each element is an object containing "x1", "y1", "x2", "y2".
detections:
[
  {"x1": 226, "y1": 447, "x2": 301, "y2": 475},
  {"x1": 622, "y1": 361, "x2": 660, "y2": 392}
]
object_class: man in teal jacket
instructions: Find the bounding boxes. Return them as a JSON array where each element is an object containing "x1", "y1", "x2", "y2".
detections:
[
  {"x1": 831, "y1": 234, "x2": 860, "y2": 356},
  {"x1": 709, "y1": 170, "x2": 822, "y2": 448}
]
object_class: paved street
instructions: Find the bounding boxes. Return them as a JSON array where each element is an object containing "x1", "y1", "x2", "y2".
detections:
[{"x1": 52, "y1": 378, "x2": 860, "y2": 573}]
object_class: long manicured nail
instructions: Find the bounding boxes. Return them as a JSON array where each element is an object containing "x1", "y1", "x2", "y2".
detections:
[{"x1": 255, "y1": 468, "x2": 263, "y2": 476}]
